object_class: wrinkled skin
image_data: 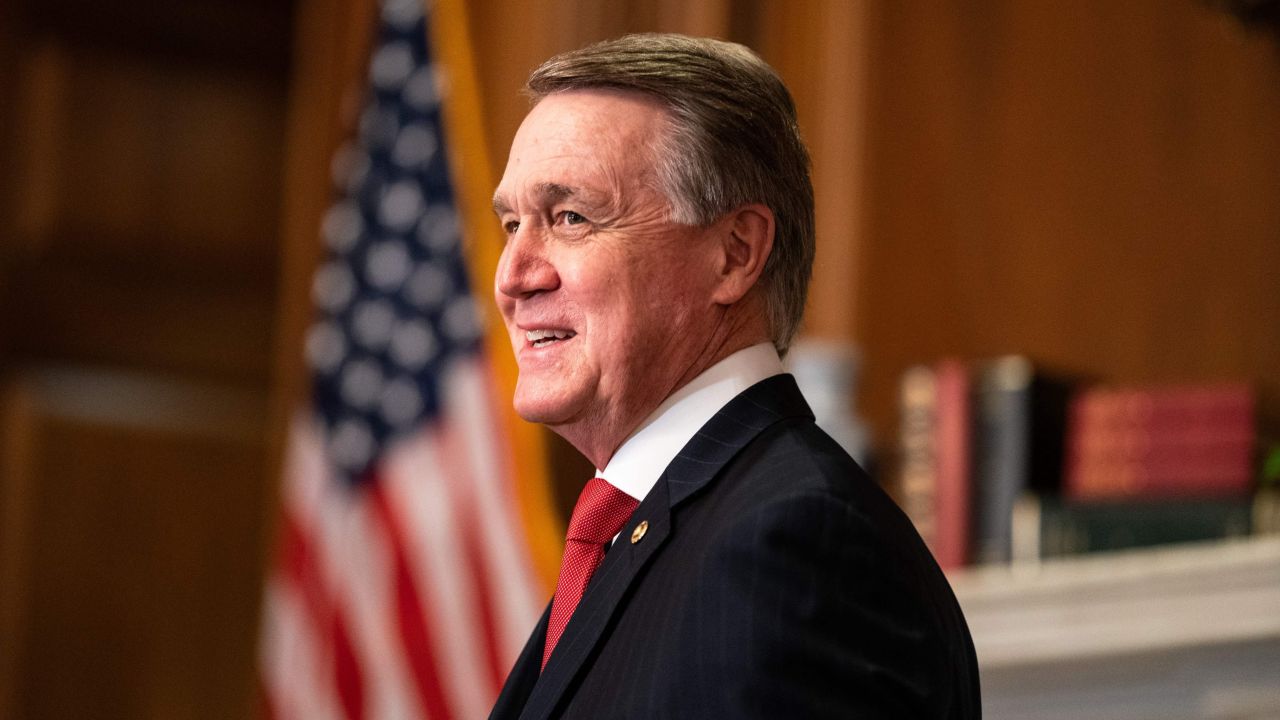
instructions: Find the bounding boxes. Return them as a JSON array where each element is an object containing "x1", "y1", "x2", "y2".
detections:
[{"x1": 492, "y1": 89, "x2": 773, "y2": 468}]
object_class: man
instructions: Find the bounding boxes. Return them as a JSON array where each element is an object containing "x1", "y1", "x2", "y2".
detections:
[{"x1": 488, "y1": 33, "x2": 980, "y2": 719}]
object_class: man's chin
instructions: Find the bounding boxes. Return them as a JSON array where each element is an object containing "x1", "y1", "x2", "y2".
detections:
[{"x1": 511, "y1": 388, "x2": 578, "y2": 426}]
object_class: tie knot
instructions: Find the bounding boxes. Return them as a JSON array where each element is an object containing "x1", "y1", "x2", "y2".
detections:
[{"x1": 566, "y1": 477, "x2": 638, "y2": 543}]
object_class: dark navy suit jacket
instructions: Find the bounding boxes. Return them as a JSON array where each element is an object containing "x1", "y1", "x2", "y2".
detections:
[{"x1": 490, "y1": 374, "x2": 981, "y2": 719}]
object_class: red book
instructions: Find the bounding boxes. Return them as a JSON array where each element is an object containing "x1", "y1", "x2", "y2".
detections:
[
  {"x1": 1066, "y1": 384, "x2": 1255, "y2": 499},
  {"x1": 932, "y1": 360, "x2": 972, "y2": 568}
]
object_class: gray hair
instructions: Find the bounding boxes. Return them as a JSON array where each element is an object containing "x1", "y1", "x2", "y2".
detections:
[{"x1": 525, "y1": 33, "x2": 815, "y2": 356}]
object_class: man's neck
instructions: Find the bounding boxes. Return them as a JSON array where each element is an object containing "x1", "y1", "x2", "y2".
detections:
[
  {"x1": 557, "y1": 331, "x2": 773, "y2": 469},
  {"x1": 585, "y1": 342, "x2": 784, "y2": 505}
]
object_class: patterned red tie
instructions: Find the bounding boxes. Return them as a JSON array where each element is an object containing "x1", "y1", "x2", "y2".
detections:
[{"x1": 542, "y1": 476, "x2": 639, "y2": 669}]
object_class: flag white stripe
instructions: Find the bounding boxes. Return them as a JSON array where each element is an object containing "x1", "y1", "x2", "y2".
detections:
[
  {"x1": 261, "y1": 545, "x2": 343, "y2": 719},
  {"x1": 339, "y1": 489, "x2": 424, "y2": 720},
  {"x1": 383, "y1": 422, "x2": 493, "y2": 719},
  {"x1": 276, "y1": 421, "x2": 365, "y2": 720},
  {"x1": 444, "y1": 359, "x2": 546, "y2": 660},
  {"x1": 282, "y1": 416, "x2": 334, "y2": 531}
]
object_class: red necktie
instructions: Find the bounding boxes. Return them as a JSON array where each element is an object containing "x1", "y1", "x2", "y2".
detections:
[{"x1": 542, "y1": 476, "x2": 638, "y2": 669}]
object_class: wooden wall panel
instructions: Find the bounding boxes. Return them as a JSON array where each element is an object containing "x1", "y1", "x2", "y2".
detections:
[
  {"x1": 858, "y1": 1, "x2": 1280, "y2": 451},
  {"x1": 2, "y1": 34, "x2": 285, "y2": 381},
  {"x1": 0, "y1": 1, "x2": 18, "y2": 244},
  {"x1": 1, "y1": 370, "x2": 268, "y2": 720},
  {"x1": 0, "y1": 379, "x2": 37, "y2": 719},
  {"x1": 0, "y1": 0, "x2": 293, "y2": 717},
  {"x1": 751, "y1": 1, "x2": 873, "y2": 343},
  {"x1": 10, "y1": 41, "x2": 284, "y2": 267}
]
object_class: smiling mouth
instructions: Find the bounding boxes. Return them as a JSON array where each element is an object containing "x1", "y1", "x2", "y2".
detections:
[{"x1": 525, "y1": 328, "x2": 577, "y2": 348}]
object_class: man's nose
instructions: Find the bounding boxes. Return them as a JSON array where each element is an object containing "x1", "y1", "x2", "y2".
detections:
[{"x1": 495, "y1": 227, "x2": 558, "y2": 299}]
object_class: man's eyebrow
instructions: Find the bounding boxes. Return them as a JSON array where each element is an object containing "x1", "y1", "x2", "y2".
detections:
[
  {"x1": 491, "y1": 193, "x2": 512, "y2": 217},
  {"x1": 534, "y1": 182, "x2": 577, "y2": 204},
  {"x1": 491, "y1": 182, "x2": 580, "y2": 217}
]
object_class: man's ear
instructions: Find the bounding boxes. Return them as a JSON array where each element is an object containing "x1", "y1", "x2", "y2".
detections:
[{"x1": 711, "y1": 203, "x2": 774, "y2": 306}]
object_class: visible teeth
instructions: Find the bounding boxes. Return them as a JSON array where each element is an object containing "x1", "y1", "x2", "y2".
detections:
[{"x1": 525, "y1": 328, "x2": 575, "y2": 344}]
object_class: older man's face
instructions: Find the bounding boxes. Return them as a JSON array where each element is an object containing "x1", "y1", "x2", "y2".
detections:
[{"x1": 492, "y1": 90, "x2": 722, "y2": 455}]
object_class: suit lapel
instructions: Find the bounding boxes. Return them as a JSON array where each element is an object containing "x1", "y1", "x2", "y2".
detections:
[
  {"x1": 516, "y1": 375, "x2": 814, "y2": 720},
  {"x1": 663, "y1": 374, "x2": 813, "y2": 508},
  {"x1": 518, "y1": 478, "x2": 673, "y2": 720}
]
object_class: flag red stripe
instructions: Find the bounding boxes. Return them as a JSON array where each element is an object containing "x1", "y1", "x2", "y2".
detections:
[
  {"x1": 333, "y1": 610, "x2": 365, "y2": 720},
  {"x1": 259, "y1": 674, "x2": 277, "y2": 720},
  {"x1": 280, "y1": 510, "x2": 329, "y2": 639},
  {"x1": 372, "y1": 481, "x2": 454, "y2": 719},
  {"x1": 462, "y1": 508, "x2": 507, "y2": 692},
  {"x1": 472, "y1": 352, "x2": 549, "y2": 664},
  {"x1": 279, "y1": 504, "x2": 365, "y2": 720}
]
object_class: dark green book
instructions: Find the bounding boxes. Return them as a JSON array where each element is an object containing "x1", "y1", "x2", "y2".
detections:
[{"x1": 1013, "y1": 496, "x2": 1254, "y2": 560}]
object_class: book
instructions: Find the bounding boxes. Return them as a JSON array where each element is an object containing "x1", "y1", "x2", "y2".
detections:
[
  {"x1": 897, "y1": 360, "x2": 970, "y2": 569},
  {"x1": 898, "y1": 364, "x2": 938, "y2": 552},
  {"x1": 933, "y1": 360, "x2": 972, "y2": 569},
  {"x1": 970, "y1": 356, "x2": 1072, "y2": 564},
  {"x1": 1012, "y1": 496, "x2": 1255, "y2": 561},
  {"x1": 1065, "y1": 384, "x2": 1255, "y2": 499}
]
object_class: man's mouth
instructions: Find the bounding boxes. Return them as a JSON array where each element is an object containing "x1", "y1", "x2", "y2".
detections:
[{"x1": 525, "y1": 328, "x2": 577, "y2": 348}]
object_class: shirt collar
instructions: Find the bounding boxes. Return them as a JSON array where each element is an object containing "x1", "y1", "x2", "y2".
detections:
[{"x1": 598, "y1": 342, "x2": 784, "y2": 502}]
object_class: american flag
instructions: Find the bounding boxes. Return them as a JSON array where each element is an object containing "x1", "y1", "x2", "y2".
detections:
[{"x1": 259, "y1": 1, "x2": 546, "y2": 717}]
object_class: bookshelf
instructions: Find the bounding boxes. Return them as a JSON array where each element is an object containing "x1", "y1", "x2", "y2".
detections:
[
  {"x1": 953, "y1": 536, "x2": 1280, "y2": 718},
  {"x1": 953, "y1": 535, "x2": 1280, "y2": 667},
  {"x1": 851, "y1": 6, "x2": 1280, "y2": 713},
  {"x1": 853, "y1": 1, "x2": 1280, "y2": 451}
]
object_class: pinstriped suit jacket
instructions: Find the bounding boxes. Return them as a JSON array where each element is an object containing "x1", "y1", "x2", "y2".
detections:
[{"x1": 490, "y1": 375, "x2": 981, "y2": 719}]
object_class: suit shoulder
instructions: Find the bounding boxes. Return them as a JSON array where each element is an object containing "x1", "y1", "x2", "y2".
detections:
[
  {"x1": 698, "y1": 417, "x2": 953, "y2": 606},
  {"x1": 663, "y1": 418, "x2": 981, "y2": 717},
  {"x1": 724, "y1": 417, "x2": 904, "y2": 528}
]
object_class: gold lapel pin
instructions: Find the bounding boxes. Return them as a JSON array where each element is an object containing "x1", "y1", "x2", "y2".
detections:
[{"x1": 630, "y1": 520, "x2": 649, "y2": 544}]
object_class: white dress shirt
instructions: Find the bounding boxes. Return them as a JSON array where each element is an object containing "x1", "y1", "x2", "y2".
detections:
[{"x1": 598, "y1": 342, "x2": 785, "y2": 503}]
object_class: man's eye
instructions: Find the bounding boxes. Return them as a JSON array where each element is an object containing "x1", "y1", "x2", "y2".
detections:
[
  {"x1": 560, "y1": 211, "x2": 587, "y2": 225},
  {"x1": 503, "y1": 220, "x2": 520, "y2": 234}
]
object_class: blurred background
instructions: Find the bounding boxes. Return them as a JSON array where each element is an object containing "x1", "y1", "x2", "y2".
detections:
[{"x1": 1, "y1": 0, "x2": 1278, "y2": 718}]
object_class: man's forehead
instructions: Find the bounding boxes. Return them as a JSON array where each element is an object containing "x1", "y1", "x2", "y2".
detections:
[
  {"x1": 517, "y1": 89, "x2": 670, "y2": 150},
  {"x1": 492, "y1": 182, "x2": 578, "y2": 215},
  {"x1": 494, "y1": 91, "x2": 668, "y2": 213}
]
